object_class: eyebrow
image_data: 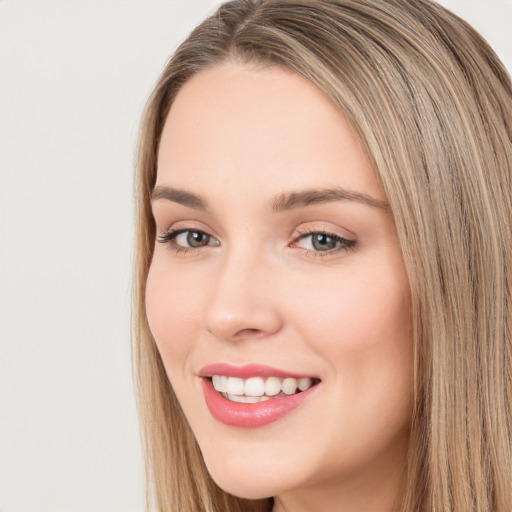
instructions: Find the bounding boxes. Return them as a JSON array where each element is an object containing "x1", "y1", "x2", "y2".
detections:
[
  {"x1": 151, "y1": 185, "x2": 389, "y2": 212},
  {"x1": 272, "y1": 187, "x2": 389, "y2": 212},
  {"x1": 151, "y1": 185, "x2": 208, "y2": 211}
]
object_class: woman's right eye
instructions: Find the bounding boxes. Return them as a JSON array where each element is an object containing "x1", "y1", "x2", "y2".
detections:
[{"x1": 157, "y1": 229, "x2": 219, "y2": 252}]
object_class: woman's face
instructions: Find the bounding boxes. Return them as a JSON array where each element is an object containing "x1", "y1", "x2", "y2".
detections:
[{"x1": 146, "y1": 63, "x2": 414, "y2": 510}]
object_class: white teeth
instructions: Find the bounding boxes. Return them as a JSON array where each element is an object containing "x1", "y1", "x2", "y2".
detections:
[
  {"x1": 219, "y1": 375, "x2": 228, "y2": 392},
  {"x1": 298, "y1": 377, "x2": 313, "y2": 391},
  {"x1": 245, "y1": 377, "x2": 265, "y2": 396},
  {"x1": 226, "y1": 393, "x2": 271, "y2": 403},
  {"x1": 282, "y1": 377, "x2": 297, "y2": 395},
  {"x1": 226, "y1": 377, "x2": 244, "y2": 395},
  {"x1": 211, "y1": 375, "x2": 316, "y2": 398},
  {"x1": 212, "y1": 375, "x2": 229, "y2": 393},
  {"x1": 265, "y1": 376, "x2": 281, "y2": 396},
  {"x1": 212, "y1": 375, "x2": 221, "y2": 391}
]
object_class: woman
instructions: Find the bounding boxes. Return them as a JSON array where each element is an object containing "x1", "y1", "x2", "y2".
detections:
[{"x1": 133, "y1": 1, "x2": 512, "y2": 511}]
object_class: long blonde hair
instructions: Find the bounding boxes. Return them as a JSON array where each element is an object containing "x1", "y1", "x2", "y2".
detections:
[{"x1": 133, "y1": 1, "x2": 512, "y2": 510}]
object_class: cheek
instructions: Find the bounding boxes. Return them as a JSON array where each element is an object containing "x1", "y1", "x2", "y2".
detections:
[
  {"x1": 289, "y1": 263, "x2": 411, "y2": 350},
  {"x1": 287, "y1": 261, "x2": 413, "y2": 408},
  {"x1": 145, "y1": 259, "x2": 203, "y2": 371}
]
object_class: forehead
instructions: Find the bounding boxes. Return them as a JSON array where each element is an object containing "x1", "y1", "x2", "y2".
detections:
[{"x1": 156, "y1": 63, "x2": 384, "y2": 202}]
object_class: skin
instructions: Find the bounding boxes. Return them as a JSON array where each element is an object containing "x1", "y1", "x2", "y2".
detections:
[{"x1": 146, "y1": 62, "x2": 414, "y2": 512}]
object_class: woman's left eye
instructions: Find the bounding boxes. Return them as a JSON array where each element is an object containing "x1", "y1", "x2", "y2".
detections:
[{"x1": 293, "y1": 231, "x2": 356, "y2": 254}]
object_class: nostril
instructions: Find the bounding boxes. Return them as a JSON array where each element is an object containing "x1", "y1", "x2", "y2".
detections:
[{"x1": 234, "y1": 328, "x2": 263, "y2": 338}]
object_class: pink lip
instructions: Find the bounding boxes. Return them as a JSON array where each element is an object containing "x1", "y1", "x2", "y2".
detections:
[
  {"x1": 199, "y1": 364, "x2": 320, "y2": 428},
  {"x1": 199, "y1": 363, "x2": 316, "y2": 380}
]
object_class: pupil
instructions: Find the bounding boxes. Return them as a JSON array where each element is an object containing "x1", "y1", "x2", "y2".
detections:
[
  {"x1": 187, "y1": 231, "x2": 209, "y2": 247},
  {"x1": 312, "y1": 233, "x2": 336, "y2": 251}
]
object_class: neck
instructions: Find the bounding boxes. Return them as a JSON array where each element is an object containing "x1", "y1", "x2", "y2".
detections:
[{"x1": 271, "y1": 443, "x2": 408, "y2": 512}]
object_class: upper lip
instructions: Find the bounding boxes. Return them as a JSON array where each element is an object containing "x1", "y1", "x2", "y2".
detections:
[{"x1": 198, "y1": 363, "x2": 319, "y2": 380}]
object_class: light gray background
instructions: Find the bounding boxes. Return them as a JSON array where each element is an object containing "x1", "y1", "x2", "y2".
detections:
[{"x1": 0, "y1": 1, "x2": 510, "y2": 511}]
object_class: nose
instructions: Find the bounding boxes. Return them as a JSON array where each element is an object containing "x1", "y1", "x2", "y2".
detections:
[{"x1": 203, "y1": 250, "x2": 283, "y2": 342}]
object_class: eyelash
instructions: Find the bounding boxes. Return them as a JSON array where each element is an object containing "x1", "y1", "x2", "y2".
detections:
[
  {"x1": 156, "y1": 227, "x2": 356, "y2": 257},
  {"x1": 293, "y1": 227, "x2": 356, "y2": 257},
  {"x1": 157, "y1": 228, "x2": 215, "y2": 255}
]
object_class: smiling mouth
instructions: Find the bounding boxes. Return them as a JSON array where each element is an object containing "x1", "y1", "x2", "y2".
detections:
[
  {"x1": 210, "y1": 375, "x2": 320, "y2": 403},
  {"x1": 201, "y1": 369, "x2": 321, "y2": 427}
]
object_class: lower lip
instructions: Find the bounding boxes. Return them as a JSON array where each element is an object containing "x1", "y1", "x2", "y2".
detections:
[{"x1": 201, "y1": 378, "x2": 318, "y2": 428}]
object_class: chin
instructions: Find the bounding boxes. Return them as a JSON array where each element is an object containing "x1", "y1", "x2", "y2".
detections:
[
  {"x1": 202, "y1": 450, "x2": 295, "y2": 500},
  {"x1": 208, "y1": 469, "x2": 277, "y2": 499}
]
